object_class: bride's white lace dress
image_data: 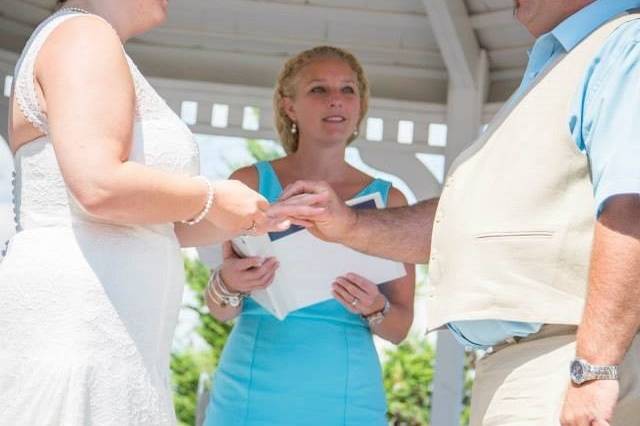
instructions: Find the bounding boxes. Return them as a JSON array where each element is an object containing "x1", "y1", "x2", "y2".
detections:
[{"x1": 0, "y1": 10, "x2": 199, "y2": 425}]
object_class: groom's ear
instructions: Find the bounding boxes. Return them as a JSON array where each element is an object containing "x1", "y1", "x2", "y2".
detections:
[{"x1": 282, "y1": 96, "x2": 297, "y2": 122}]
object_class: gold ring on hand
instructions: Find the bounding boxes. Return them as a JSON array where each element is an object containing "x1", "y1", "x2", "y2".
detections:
[{"x1": 244, "y1": 220, "x2": 257, "y2": 234}]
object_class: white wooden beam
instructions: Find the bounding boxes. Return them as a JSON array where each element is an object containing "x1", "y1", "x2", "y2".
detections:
[
  {"x1": 128, "y1": 43, "x2": 447, "y2": 81},
  {"x1": 491, "y1": 67, "x2": 525, "y2": 81},
  {"x1": 422, "y1": 0, "x2": 481, "y2": 89},
  {"x1": 470, "y1": 9, "x2": 516, "y2": 29},
  {"x1": 444, "y1": 48, "x2": 490, "y2": 160},
  {"x1": 200, "y1": 0, "x2": 429, "y2": 29},
  {"x1": 138, "y1": 27, "x2": 444, "y2": 70}
]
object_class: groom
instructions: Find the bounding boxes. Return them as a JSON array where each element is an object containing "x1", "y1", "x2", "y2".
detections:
[{"x1": 275, "y1": 0, "x2": 640, "y2": 424}]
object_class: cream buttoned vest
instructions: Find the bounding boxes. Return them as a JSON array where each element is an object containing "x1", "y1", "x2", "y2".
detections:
[{"x1": 426, "y1": 14, "x2": 640, "y2": 332}]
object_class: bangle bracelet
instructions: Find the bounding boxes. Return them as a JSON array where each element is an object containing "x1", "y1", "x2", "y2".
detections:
[
  {"x1": 215, "y1": 271, "x2": 245, "y2": 307},
  {"x1": 205, "y1": 271, "x2": 225, "y2": 307},
  {"x1": 216, "y1": 270, "x2": 242, "y2": 297},
  {"x1": 206, "y1": 268, "x2": 245, "y2": 308},
  {"x1": 181, "y1": 176, "x2": 214, "y2": 226}
]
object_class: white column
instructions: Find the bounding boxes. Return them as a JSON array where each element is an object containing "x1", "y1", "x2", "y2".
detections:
[
  {"x1": 355, "y1": 143, "x2": 443, "y2": 201},
  {"x1": 0, "y1": 77, "x2": 14, "y2": 253},
  {"x1": 422, "y1": 0, "x2": 489, "y2": 424},
  {"x1": 0, "y1": 100, "x2": 8, "y2": 142}
]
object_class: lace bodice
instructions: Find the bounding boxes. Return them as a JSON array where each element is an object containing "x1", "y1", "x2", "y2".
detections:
[{"x1": 11, "y1": 10, "x2": 199, "y2": 235}]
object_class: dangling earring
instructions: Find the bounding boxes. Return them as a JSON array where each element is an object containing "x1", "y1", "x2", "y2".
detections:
[
  {"x1": 291, "y1": 122, "x2": 298, "y2": 134},
  {"x1": 353, "y1": 128, "x2": 359, "y2": 137}
]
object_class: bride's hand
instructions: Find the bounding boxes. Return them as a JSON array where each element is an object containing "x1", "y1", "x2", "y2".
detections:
[
  {"x1": 219, "y1": 241, "x2": 279, "y2": 293},
  {"x1": 205, "y1": 180, "x2": 290, "y2": 235}
]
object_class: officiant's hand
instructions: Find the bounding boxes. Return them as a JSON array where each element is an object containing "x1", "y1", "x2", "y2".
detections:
[
  {"x1": 275, "y1": 180, "x2": 356, "y2": 244},
  {"x1": 220, "y1": 241, "x2": 279, "y2": 293},
  {"x1": 332, "y1": 273, "x2": 386, "y2": 316}
]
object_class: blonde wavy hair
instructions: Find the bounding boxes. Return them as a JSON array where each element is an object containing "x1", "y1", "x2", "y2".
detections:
[{"x1": 274, "y1": 46, "x2": 370, "y2": 154}]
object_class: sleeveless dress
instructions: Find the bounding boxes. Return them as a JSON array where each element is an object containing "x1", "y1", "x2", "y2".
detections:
[
  {"x1": 0, "y1": 10, "x2": 199, "y2": 425},
  {"x1": 204, "y1": 161, "x2": 391, "y2": 426}
]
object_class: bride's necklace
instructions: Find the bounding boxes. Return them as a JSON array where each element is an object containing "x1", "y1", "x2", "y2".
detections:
[{"x1": 58, "y1": 7, "x2": 91, "y2": 15}]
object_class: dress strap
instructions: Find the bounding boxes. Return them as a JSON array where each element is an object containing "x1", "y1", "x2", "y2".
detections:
[
  {"x1": 12, "y1": 11, "x2": 117, "y2": 134},
  {"x1": 359, "y1": 178, "x2": 392, "y2": 207},
  {"x1": 254, "y1": 161, "x2": 284, "y2": 203}
]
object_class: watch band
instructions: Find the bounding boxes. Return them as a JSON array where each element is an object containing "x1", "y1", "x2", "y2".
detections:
[
  {"x1": 570, "y1": 358, "x2": 619, "y2": 385},
  {"x1": 363, "y1": 296, "x2": 390, "y2": 327},
  {"x1": 590, "y1": 365, "x2": 619, "y2": 381}
]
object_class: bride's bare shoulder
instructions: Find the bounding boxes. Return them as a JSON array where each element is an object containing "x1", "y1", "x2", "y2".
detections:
[{"x1": 36, "y1": 14, "x2": 126, "y2": 76}]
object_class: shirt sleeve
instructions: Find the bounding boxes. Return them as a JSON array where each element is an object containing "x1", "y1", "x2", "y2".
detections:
[{"x1": 570, "y1": 21, "x2": 640, "y2": 215}]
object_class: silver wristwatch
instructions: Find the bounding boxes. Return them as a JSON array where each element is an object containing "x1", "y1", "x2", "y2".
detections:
[
  {"x1": 570, "y1": 358, "x2": 619, "y2": 385},
  {"x1": 363, "y1": 297, "x2": 390, "y2": 327}
]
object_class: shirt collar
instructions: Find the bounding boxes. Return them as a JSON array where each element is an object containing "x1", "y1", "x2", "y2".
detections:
[{"x1": 546, "y1": 0, "x2": 640, "y2": 52}]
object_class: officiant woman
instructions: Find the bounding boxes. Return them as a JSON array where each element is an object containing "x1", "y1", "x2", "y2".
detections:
[{"x1": 203, "y1": 46, "x2": 416, "y2": 426}]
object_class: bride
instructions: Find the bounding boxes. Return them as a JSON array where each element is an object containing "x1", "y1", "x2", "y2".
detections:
[{"x1": 0, "y1": 0, "x2": 304, "y2": 424}]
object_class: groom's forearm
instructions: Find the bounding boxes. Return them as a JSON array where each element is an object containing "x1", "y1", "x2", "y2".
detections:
[
  {"x1": 576, "y1": 195, "x2": 640, "y2": 365},
  {"x1": 339, "y1": 198, "x2": 438, "y2": 264}
]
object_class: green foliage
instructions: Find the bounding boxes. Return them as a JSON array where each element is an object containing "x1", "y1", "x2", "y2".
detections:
[
  {"x1": 183, "y1": 257, "x2": 233, "y2": 358},
  {"x1": 171, "y1": 258, "x2": 232, "y2": 426},
  {"x1": 171, "y1": 350, "x2": 215, "y2": 426},
  {"x1": 383, "y1": 338, "x2": 474, "y2": 426},
  {"x1": 383, "y1": 339, "x2": 435, "y2": 425},
  {"x1": 246, "y1": 139, "x2": 283, "y2": 162}
]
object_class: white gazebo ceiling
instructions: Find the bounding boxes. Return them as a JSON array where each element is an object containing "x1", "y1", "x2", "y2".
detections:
[{"x1": 0, "y1": 0, "x2": 533, "y2": 103}]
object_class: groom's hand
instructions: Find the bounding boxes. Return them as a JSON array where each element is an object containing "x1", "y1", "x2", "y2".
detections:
[
  {"x1": 560, "y1": 380, "x2": 619, "y2": 426},
  {"x1": 271, "y1": 180, "x2": 357, "y2": 243}
]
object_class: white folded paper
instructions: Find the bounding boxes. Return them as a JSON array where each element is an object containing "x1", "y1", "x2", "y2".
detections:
[{"x1": 231, "y1": 192, "x2": 406, "y2": 320}]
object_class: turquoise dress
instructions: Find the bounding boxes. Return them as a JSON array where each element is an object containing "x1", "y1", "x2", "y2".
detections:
[{"x1": 204, "y1": 161, "x2": 392, "y2": 426}]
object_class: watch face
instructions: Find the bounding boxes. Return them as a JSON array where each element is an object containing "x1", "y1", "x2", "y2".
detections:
[
  {"x1": 228, "y1": 296, "x2": 241, "y2": 307},
  {"x1": 571, "y1": 360, "x2": 585, "y2": 382}
]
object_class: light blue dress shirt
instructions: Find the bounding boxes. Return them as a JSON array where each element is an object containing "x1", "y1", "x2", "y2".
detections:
[{"x1": 448, "y1": 0, "x2": 640, "y2": 349}]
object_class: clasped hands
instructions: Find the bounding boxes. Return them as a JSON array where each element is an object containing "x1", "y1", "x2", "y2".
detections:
[
  {"x1": 221, "y1": 180, "x2": 385, "y2": 316},
  {"x1": 262, "y1": 179, "x2": 355, "y2": 243}
]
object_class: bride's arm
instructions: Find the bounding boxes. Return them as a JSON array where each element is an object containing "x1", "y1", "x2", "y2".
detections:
[
  {"x1": 38, "y1": 16, "x2": 267, "y2": 235},
  {"x1": 175, "y1": 168, "x2": 260, "y2": 247},
  {"x1": 174, "y1": 221, "x2": 234, "y2": 248}
]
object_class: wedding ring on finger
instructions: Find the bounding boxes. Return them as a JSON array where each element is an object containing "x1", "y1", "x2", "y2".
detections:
[
  {"x1": 351, "y1": 297, "x2": 359, "y2": 307},
  {"x1": 243, "y1": 220, "x2": 257, "y2": 235}
]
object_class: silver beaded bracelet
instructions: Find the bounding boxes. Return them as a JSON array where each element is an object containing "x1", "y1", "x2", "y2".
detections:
[{"x1": 181, "y1": 176, "x2": 214, "y2": 226}]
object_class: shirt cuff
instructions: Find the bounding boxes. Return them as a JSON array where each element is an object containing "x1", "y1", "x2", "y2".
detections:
[{"x1": 595, "y1": 177, "x2": 640, "y2": 216}]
